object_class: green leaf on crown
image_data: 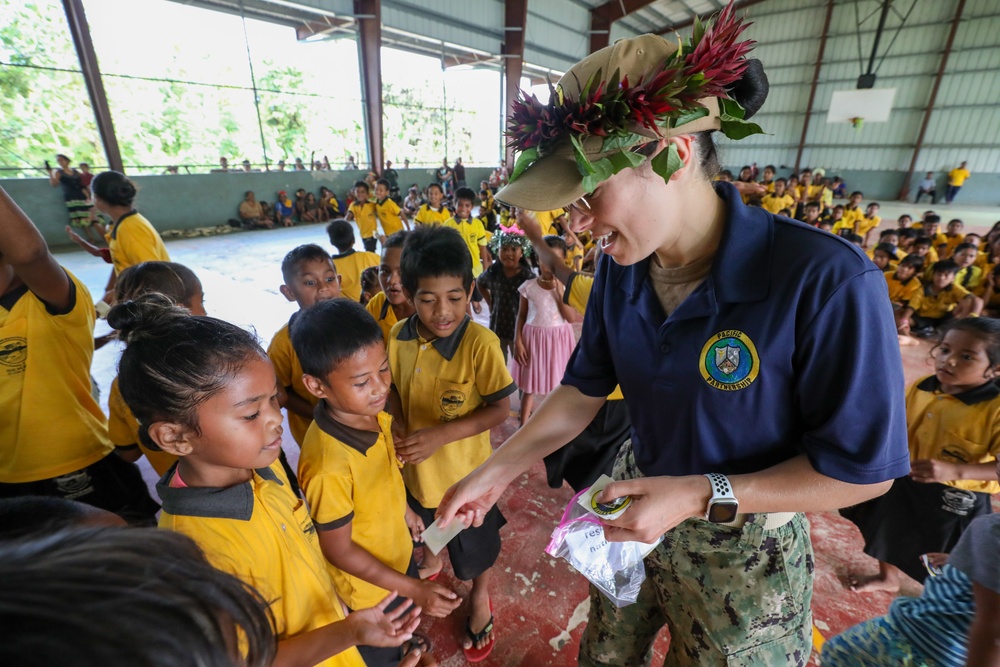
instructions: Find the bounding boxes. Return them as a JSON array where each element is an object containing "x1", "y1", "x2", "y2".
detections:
[
  {"x1": 650, "y1": 142, "x2": 682, "y2": 182},
  {"x1": 718, "y1": 98, "x2": 766, "y2": 141},
  {"x1": 579, "y1": 150, "x2": 645, "y2": 193},
  {"x1": 672, "y1": 106, "x2": 710, "y2": 129},
  {"x1": 509, "y1": 146, "x2": 539, "y2": 183},
  {"x1": 601, "y1": 131, "x2": 647, "y2": 153}
]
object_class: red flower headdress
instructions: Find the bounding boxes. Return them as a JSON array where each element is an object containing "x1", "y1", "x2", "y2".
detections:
[{"x1": 506, "y1": 4, "x2": 762, "y2": 190}]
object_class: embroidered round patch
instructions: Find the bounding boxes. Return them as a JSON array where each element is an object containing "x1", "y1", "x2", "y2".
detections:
[
  {"x1": 590, "y1": 493, "x2": 631, "y2": 517},
  {"x1": 699, "y1": 330, "x2": 759, "y2": 391}
]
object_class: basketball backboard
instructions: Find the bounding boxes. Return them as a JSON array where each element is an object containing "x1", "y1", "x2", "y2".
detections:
[{"x1": 826, "y1": 88, "x2": 896, "y2": 123}]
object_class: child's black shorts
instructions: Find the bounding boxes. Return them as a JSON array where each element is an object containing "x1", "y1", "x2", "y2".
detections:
[
  {"x1": 0, "y1": 451, "x2": 160, "y2": 525},
  {"x1": 407, "y1": 490, "x2": 505, "y2": 581}
]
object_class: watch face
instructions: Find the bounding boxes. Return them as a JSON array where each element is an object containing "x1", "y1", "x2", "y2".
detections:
[{"x1": 708, "y1": 501, "x2": 739, "y2": 524}]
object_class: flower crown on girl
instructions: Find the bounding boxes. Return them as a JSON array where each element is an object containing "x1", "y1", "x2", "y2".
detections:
[{"x1": 488, "y1": 224, "x2": 533, "y2": 257}]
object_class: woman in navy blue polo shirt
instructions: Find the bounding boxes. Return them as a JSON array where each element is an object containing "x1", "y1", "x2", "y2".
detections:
[{"x1": 438, "y1": 7, "x2": 910, "y2": 666}]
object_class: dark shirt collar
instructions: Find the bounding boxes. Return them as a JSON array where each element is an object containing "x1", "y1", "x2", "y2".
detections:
[
  {"x1": 916, "y1": 375, "x2": 1000, "y2": 406},
  {"x1": 331, "y1": 249, "x2": 356, "y2": 260},
  {"x1": 156, "y1": 464, "x2": 282, "y2": 521},
  {"x1": 312, "y1": 401, "x2": 379, "y2": 454},
  {"x1": 396, "y1": 314, "x2": 471, "y2": 361},
  {"x1": 110, "y1": 209, "x2": 139, "y2": 240},
  {"x1": 380, "y1": 295, "x2": 391, "y2": 320},
  {"x1": 617, "y1": 181, "x2": 771, "y2": 305},
  {"x1": 0, "y1": 284, "x2": 28, "y2": 311}
]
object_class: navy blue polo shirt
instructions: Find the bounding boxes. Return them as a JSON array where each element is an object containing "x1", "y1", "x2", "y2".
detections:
[{"x1": 562, "y1": 183, "x2": 910, "y2": 484}]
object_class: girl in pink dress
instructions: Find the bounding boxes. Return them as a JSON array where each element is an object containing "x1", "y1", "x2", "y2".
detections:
[{"x1": 512, "y1": 236, "x2": 581, "y2": 426}]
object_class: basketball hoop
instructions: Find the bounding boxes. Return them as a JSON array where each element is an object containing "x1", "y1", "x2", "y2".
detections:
[{"x1": 848, "y1": 117, "x2": 864, "y2": 131}]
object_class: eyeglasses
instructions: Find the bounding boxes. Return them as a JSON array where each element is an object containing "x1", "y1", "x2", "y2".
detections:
[{"x1": 567, "y1": 194, "x2": 591, "y2": 215}]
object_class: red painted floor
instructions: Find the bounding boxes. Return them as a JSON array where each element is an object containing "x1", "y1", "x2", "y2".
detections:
[{"x1": 56, "y1": 219, "x2": 995, "y2": 667}]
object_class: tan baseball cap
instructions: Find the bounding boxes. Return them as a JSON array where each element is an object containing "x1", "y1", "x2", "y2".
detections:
[{"x1": 496, "y1": 34, "x2": 722, "y2": 212}]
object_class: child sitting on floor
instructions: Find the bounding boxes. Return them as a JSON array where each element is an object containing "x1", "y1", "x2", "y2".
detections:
[
  {"x1": 896, "y1": 260, "x2": 983, "y2": 337},
  {"x1": 884, "y1": 255, "x2": 925, "y2": 310}
]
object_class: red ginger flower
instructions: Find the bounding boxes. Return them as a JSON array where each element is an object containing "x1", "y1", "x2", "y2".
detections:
[{"x1": 683, "y1": 2, "x2": 755, "y2": 99}]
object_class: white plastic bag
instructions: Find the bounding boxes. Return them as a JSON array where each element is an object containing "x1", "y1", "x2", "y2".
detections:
[{"x1": 545, "y1": 486, "x2": 662, "y2": 607}]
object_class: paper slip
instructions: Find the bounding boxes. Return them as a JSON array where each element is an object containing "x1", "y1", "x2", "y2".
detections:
[
  {"x1": 421, "y1": 517, "x2": 466, "y2": 555},
  {"x1": 577, "y1": 474, "x2": 632, "y2": 521}
]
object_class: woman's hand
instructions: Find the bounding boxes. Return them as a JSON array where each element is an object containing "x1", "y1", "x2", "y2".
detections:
[
  {"x1": 597, "y1": 476, "x2": 708, "y2": 544},
  {"x1": 435, "y1": 463, "x2": 513, "y2": 529}
]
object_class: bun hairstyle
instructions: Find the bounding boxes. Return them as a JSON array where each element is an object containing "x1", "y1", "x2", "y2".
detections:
[
  {"x1": 692, "y1": 59, "x2": 769, "y2": 180},
  {"x1": 107, "y1": 295, "x2": 265, "y2": 449},
  {"x1": 91, "y1": 170, "x2": 138, "y2": 207},
  {"x1": 114, "y1": 262, "x2": 201, "y2": 309}
]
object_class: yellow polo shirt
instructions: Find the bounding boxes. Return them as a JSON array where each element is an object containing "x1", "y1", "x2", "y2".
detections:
[
  {"x1": 884, "y1": 272, "x2": 922, "y2": 305},
  {"x1": 760, "y1": 193, "x2": 795, "y2": 215},
  {"x1": 534, "y1": 208, "x2": 567, "y2": 236},
  {"x1": 388, "y1": 316, "x2": 516, "y2": 507},
  {"x1": 414, "y1": 204, "x2": 450, "y2": 227},
  {"x1": 332, "y1": 249, "x2": 380, "y2": 303},
  {"x1": 374, "y1": 197, "x2": 405, "y2": 236},
  {"x1": 907, "y1": 283, "x2": 971, "y2": 318},
  {"x1": 906, "y1": 376, "x2": 1000, "y2": 494},
  {"x1": 108, "y1": 376, "x2": 177, "y2": 476},
  {"x1": 442, "y1": 216, "x2": 487, "y2": 277},
  {"x1": 857, "y1": 215, "x2": 881, "y2": 239},
  {"x1": 941, "y1": 233, "x2": 965, "y2": 259},
  {"x1": 564, "y1": 243, "x2": 584, "y2": 270},
  {"x1": 267, "y1": 318, "x2": 317, "y2": 445},
  {"x1": 348, "y1": 201, "x2": 379, "y2": 240},
  {"x1": 158, "y1": 462, "x2": 365, "y2": 667},
  {"x1": 956, "y1": 265, "x2": 983, "y2": 290},
  {"x1": 366, "y1": 291, "x2": 398, "y2": 343},
  {"x1": 107, "y1": 210, "x2": 170, "y2": 276},
  {"x1": 948, "y1": 168, "x2": 970, "y2": 186},
  {"x1": 0, "y1": 271, "x2": 113, "y2": 483},
  {"x1": 841, "y1": 206, "x2": 863, "y2": 232},
  {"x1": 299, "y1": 407, "x2": 412, "y2": 610}
]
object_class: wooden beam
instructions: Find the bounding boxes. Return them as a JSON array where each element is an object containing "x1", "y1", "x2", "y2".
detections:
[
  {"x1": 62, "y1": 0, "x2": 123, "y2": 172},
  {"x1": 589, "y1": 0, "x2": 661, "y2": 53},
  {"x1": 502, "y1": 0, "x2": 528, "y2": 169},
  {"x1": 898, "y1": 0, "x2": 965, "y2": 200},
  {"x1": 354, "y1": 0, "x2": 383, "y2": 172},
  {"x1": 795, "y1": 0, "x2": 834, "y2": 173},
  {"x1": 655, "y1": 0, "x2": 770, "y2": 35}
]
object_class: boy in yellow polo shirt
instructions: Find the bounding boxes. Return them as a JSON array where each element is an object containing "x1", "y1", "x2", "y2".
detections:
[
  {"x1": 760, "y1": 178, "x2": 794, "y2": 215},
  {"x1": 0, "y1": 186, "x2": 158, "y2": 524},
  {"x1": 268, "y1": 244, "x2": 342, "y2": 448},
  {"x1": 442, "y1": 188, "x2": 490, "y2": 278},
  {"x1": 388, "y1": 226, "x2": 516, "y2": 662},
  {"x1": 347, "y1": 181, "x2": 380, "y2": 253},
  {"x1": 413, "y1": 184, "x2": 450, "y2": 227},
  {"x1": 946, "y1": 161, "x2": 970, "y2": 203},
  {"x1": 294, "y1": 299, "x2": 460, "y2": 666},
  {"x1": 941, "y1": 218, "x2": 965, "y2": 259},
  {"x1": 327, "y1": 220, "x2": 380, "y2": 303},
  {"x1": 367, "y1": 232, "x2": 415, "y2": 343},
  {"x1": 884, "y1": 255, "x2": 924, "y2": 309},
  {"x1": 374, "y1": 179, "x2": 408, "y2": 238},
  {"x1": 897, "y1": 259, "x2": 983, "y2": 336},
  {"x1": 858, "y1": 202, "x2": 881, "y2": 249},
  {"x1": 841, "y1": 191, "x2": 864, "y2": 231}
]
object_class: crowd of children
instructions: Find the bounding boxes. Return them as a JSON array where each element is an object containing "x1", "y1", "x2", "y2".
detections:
[{"x1": 4, "y1": 148, "x2": 1000, "y2": 667}]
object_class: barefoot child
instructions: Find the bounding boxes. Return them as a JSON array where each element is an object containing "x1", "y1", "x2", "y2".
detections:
[
  {"x1": 294, "y1": 299, "x2": 458, "y2": 666},
  {"x1": 111, "y1": 295, "x2": 422, "y2": 666},
  {"x1": 388, "y1": 226, "x2": 516, "y2": 661},
  {"x1": 844, "y1": 318, "x2": 1000, "y2": 592},
  {"x1": 512, "y1": 236, "x2": 580, "y2": 426}
]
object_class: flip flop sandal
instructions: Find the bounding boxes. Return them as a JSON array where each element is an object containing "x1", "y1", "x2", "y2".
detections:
[{"x1": 462, "y1": 601, "x2": 495, "y2": 663}]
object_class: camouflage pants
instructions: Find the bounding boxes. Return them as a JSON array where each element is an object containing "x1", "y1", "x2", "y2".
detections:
[{"x1": 579, "y1": 441, "x2": 814, "y2": 667}]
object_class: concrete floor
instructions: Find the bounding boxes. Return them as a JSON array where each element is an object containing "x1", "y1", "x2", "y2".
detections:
[{"x1": 54, "y1": 208, "x2": 995, "y2": 666}]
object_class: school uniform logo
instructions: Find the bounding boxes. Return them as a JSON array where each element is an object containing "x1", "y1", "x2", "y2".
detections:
[
  {"x1": 0, "y1": 336, "x2": 27, "y2": 374},
  {"x1": 699, "y1": 330, "x2": 759, "y2": 391},
  {"x1": 440, "y1": 389, "x2": 466, "y2": 421}
]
